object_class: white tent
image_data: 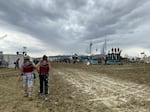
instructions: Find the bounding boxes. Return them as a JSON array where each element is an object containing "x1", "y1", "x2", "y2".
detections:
[{"x1": 3, "y1": 54, "x2": 24, "y2": 68}]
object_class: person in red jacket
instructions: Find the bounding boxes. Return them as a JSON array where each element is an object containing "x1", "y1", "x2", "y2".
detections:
[
  {"x1": 36, "y1": 55, "x2": 51, "y2": 100},
  {"x1": 18, "y1": 55, "x2": 35, "y2": 101}
]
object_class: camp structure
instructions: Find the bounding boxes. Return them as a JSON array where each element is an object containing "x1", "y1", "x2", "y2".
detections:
[
  {"x1": 105, "y1": 48, "x2": 123, "y2": 65},
  {"x1": 0, "y1": 51, "x2": 24, "y2": 68}
]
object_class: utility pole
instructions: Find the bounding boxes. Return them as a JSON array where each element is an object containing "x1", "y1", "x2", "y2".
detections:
[
  {"x1": 103, "y1": 38, "x2": 107, "y2": 55},
  {"x1": 89, "y1": 42, "x2": 93, "y2": 55}
]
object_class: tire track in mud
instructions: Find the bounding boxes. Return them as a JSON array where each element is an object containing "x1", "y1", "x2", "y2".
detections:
[{"x1": 54, "y1": 68, "x2": 150, "y2": 112}]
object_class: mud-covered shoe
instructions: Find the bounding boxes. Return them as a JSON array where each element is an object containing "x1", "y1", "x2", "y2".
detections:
[
  {"x1": 45, "y1": 97, "x2": 48, "y2": 101},
  {"x1": 44, "y1": 94, "x2": 48, "y2": 101}
]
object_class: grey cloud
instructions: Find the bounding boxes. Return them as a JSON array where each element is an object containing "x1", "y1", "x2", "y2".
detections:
[
  {"x1": 82, "y1": 0, "x2": 149, "y2": 40},
  {"x1": 0, "y1": 0, "x2": 150, "y2": 55}
]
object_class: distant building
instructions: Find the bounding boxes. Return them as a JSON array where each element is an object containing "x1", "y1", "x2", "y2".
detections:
[
  {"x1": 49, "y1": 55, "x2": 72, "y2": 62},
  {"x1": 0, "y1": 51, "x2": 24, "y2": 68}
]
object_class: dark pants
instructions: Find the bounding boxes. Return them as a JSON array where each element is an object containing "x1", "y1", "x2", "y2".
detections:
[{"x1": 39, "y1": 74, "x2": 48, "y2": 95}]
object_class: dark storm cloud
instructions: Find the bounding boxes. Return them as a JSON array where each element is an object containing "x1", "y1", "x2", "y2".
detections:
[
  {"x1": 83, "y1": 0, "x2": 149, "y2": 40},
  {"x1": 0, "y1": 0, "x2": 150, "y2": 55}
]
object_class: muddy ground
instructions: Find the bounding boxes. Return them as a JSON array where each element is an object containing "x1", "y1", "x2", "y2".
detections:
[{"x1": 0, "y1": 63, "x2": 150, "y2": 112}]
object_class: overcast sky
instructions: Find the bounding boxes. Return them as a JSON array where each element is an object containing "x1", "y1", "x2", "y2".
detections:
[{"x1": 0, "y1": 0, "x2": 150, "y2": 57}]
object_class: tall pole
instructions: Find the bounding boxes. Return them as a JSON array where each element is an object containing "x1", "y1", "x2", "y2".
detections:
[
  {"x1": 104, "y1": 38, "x2": 107, "y2": 55},
  {"x1": 102, "y1": 37, "x2": 107, "y2": 55},
  {"x1": 90, "y1": 42, "x2": 93, "y2": 55}
]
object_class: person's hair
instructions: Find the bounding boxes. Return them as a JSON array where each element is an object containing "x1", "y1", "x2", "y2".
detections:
[{"x1": 42, "y1": 55, "x2": 48, "y2": 61}]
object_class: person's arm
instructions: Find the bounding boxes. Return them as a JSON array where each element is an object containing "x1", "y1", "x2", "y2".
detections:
[
  {"x1": 34, "y1": 61, "x2": 41, "y2": 73},
  {"x1": 35, "y1": 61, "x2": 40, "y2": 68}
]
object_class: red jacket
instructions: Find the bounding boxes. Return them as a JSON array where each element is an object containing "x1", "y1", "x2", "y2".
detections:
[
  {"x1": 39, "y1": 61, "x2": 49, "y2": 74},
  {"x1": 23, "y1": 61, "x2": 34, "y2": 73}
]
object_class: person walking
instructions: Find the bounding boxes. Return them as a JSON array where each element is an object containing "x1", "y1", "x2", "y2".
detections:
[
  {"x1": 36, "y1": 55, "x2": 51, "y2": 101},
  {"x1": 15, "y1": 58, "x2": 20, "y2": 70},
  {"x1": 18, "y1": 55, "x2": 35, "y2": 101}
]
